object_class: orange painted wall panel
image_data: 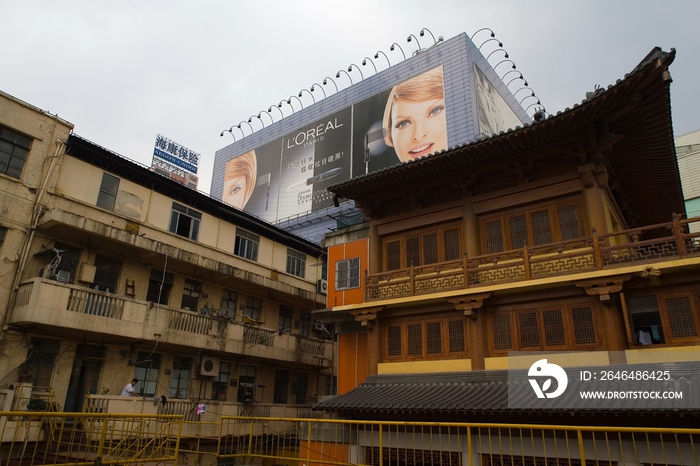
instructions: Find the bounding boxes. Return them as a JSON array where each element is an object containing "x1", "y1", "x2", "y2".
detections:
[
  {"x1": 327, "y1": 239, "x2": 368, "y2": 308},
  {"x1": 337, "y1": 332, "x2": 368, "y2": 394},
  {"x1": 300, "y1": 440, "x2": 350, "y2": 466}
]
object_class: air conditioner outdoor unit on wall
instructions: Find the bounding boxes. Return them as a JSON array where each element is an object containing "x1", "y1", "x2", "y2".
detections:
[
  {"x1": 56, "y1": 270, "x2": 71, "y2": 283},
  {"x1": 316, "y1": 279, "x2": 328, "y2": 295},
  {"x1": 200, "y1": 356, "x2": 220, "y2": 377}
]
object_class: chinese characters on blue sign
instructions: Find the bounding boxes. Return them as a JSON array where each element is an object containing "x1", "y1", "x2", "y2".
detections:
[{"x1": 153, "y1": 134, "x2": 199, "y2": 174}]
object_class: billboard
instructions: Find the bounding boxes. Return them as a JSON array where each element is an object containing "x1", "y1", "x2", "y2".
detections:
[
  {"x1": 153, "y1": 134, "x2": 200, "y2": 175},
  {"x1": 222, "y1": 66, "x2": 448, "y2": 221}
]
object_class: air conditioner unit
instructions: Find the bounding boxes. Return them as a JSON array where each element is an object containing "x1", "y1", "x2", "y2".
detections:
[
  {"x1": 314, "y1": 322, "x2": 327, "y2": 332},
  {"x1": 200, "y1": 356, "x2": 220, "y2": 377},
  {"x1": 55, "y1": 270, "x2": 71, "y2": 283},
  {"x1": 316, "y1": 279, "x2": 328, "y2": 295}
]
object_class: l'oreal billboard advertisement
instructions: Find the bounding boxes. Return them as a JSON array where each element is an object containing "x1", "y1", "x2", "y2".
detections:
[{"x1": 222, "y1": 66, "x2": 450, "y2": 222}]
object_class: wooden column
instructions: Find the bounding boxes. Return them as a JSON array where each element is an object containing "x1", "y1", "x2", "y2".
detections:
[
  {"x1": 351, "y1": 306, "x2": 384, "y2": 377},
  {"x1": 368, "y1": 223, "x2": 381, "y2": 275},
  {"x1": 578, "y1": 164, "x2": 610, "y2": 236},
  {"x1": 463, "y1": 202, "x2": 480, "y2": 258}
]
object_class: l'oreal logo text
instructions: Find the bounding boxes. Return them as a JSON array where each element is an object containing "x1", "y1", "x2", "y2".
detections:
[{"x1": 286, "y1": 119, "x2": 343, "y2": 149}]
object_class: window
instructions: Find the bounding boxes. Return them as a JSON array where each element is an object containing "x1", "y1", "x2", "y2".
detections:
[
  {"x1": 211, "y1": 362, "x2": 230, "y2": 401},
  {"x1": 273, "y1": 369, "x2": 289, "y2": 404},
  {"x1": 0, "y1": 124, "x2": 31, "y2": 179},
  {"x1": 385, "y1": 317, "x2": 468, "y2": 360},
  {"x1": 243, "y1": 296, "x2": 262, "y2": 322},
  {"x1": 324, "y1": 375, "x2": 337, "y2": 396},
  {"x1": 92, "y1": 254, "x2": 122, "y2": 293},
  {"x1": 234, "y1": 229, "x2": 259, "y2": 261},
  {"x1": 490, "y1": 304, "x2": 598, "y2": 353},
  {"x1": 383, "y1": 224, "x2": 462, "y2": 271},
  {"x1": 297, "y1": 311, "x2": 310, "y2": 337},
  {"x1": 286, "y1": 249, "x2": 306, "y2": 278},
  {"x1": 21, "y1": 339, "x2": 59, "y2": 386},
  {"x1": 237, "y1": 365, "x2": 256, "y2": 402},
  {"x1": 134, "y1": 352, "x2": 160, "y2": 397},
  {"x1": 482, "y1": 202, "x2": 582, "y2": 253},
  {"x1": 220, "y1": 290, "x2": 237, "y2": 319},
  {"x1": 146, "y1": 269, "x2": 174, "y2": 305},
  {"x1": 96, "y1": 173, "x2": 119, "y2": 211},
  {"x1": 627, "y1": 294, "x2": 700, "y2": 345},
  {"x1": 169, "y1": 357, "x2": 191, "y2": 399},
  {"x1": 294, "y1": 372, "x2": 308, "y2": 404},
  {"x1": 181, "y1": 278, "x2": 201, "y2": 311},
  {"x1": 278, "y1": 305, "x2": 293, "y2": 333},
  {"x1": 169, "y1": 202, "x2": 201, "y2": 240},
  {"x1": 336, "y1": 257, "x2": 361, "y2": 290}
]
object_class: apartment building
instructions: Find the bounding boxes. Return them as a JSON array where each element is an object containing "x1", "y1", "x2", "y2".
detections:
[{"x1": 0, "y1": 90, "x2": 334, "y2": 422}]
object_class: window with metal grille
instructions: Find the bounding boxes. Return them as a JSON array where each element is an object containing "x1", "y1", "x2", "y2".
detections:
[
  {"x1": 286, "y1": 249, "x2": 306, "y2": 278},
  {"x1": 243, "y1": 296, "x2": 262, "y2": 322},
  {"x1": 531, "y1": 209, "x2": 552, "y2": 245},
  {"x1": 336, "y1": 257, "x2": 361, "y2": 290},
  {"x1": 278, "y1": 305, "x2": 293, "y2": 333},
  {"x1": 134, "y1": 352, "x2": 160, "y2": 397},
  {"x1": 509, "y1": 215, "x2": 528, "y2": 249},
  {"x1": 96, "y1": 173, "x2": 119, "y2": 211},
  {"x1": 448, "y1": 319, "x2": 466, "y2": 353},
  {"x1": 234, "y1": 229, "x2": 259, "y2": 261},
  {"x1": 169, "y1": 357, "x2": 191, "y2": 399},
  {"x1": 211, "y1": 362, "x2": 229, "y2": 401},
  {"x1": 518, "y1": 311, "x2": 540, "y2": 348},
  {"x1": 146, "y1": 269, "x2": 173, "y2": 305},
  {"x1": 22, "y1": 339, "x2": 59, "y2": 387},
  {"x1": 0, "y1": 124, "x2": 31, "y2": 179},
  {"x1": 169, "y1": 202, "x2": 201, "y2": 240},
  {"x1": 387, "y1": 326, "x2": 402, "y2": 357},
  {"x1": 383, "y1": 224, "x2": 463, "y2": 271},
  {"x1": 426, "y1": 322, "x2": 442, "y2": 354},
  {"x1": 665, "y1": 296, "x2": 697, "y2": 339},
  {"x1": 237, "y1": 365, "x2": 256, "y2": 402},
  {"x1": 557, "y1": 204, "x2": 581, "y2": 241},
  {"x1": 181, "y1": 278, "x2": 201, "y2": 311},
  {"x1": 485, "y1": 220, "x2": 504, "y2": 253},
  {"x1": 493, "y1": 314, "x2": 512, "y2": 350}
]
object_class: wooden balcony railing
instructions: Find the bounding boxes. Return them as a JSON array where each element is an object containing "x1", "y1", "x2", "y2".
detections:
[{"x1": 366, "y1": 215, "x2": 700, "y2": 301}]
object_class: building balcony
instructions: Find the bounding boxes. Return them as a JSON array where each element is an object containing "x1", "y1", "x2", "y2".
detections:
[
  {"x1": 366, "y1": 215, "x2": 700, "y2": 302},
  {"x1": 10, "y1": 278, "x2": 333, "y2": 367}
]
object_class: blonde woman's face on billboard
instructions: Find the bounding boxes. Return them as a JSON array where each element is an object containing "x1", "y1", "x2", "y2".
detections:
[
  {"x1": 390, "y1": 98, "x2": 447, "y2": 162},
  {"x1": 223, "y1": 175, "x2": 248, "y2": 209}
]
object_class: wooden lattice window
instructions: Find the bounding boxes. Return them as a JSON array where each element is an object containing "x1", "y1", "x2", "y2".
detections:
[
  {"x1": 448, "y1": 319, "x2": 466, "y2": 353},
  {"x1": 665, "y1": 296, "x2": 697, "y2": 338},
  {"x1": 543, "y1": 309, "x2": 565, "y2": 346},
  {"x1": 493, "y1": 314, "x2": 513, "y2": 350},
  {"x1": 387, "y1": 326, "x2": 402, "y2": 357},
  {"x1": 384, "y1": 317, "x2": 468, "y2": 360},
  {"x1": 383, "y1": 223, "x2": 463, "y2": 271},
  {"x1": 571, "y1": 306, "x2": 596, "y2": 344},
  {"x1": 518, "y1": 311, "x2": 540, "y2": 348},
  {"x1": 481, "y1": 200, "x2": 582, "y2": 253}
]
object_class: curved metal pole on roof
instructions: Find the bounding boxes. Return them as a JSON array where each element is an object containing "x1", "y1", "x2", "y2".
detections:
[
  {"x1": 407, "y1": 34, "x2": 422, "y2": 53},
  {"x1": 347, "y1": 64, "x2": 364, "y2": 81},
  {"x1": 494, "y1": 59, "x2": 517, "y2": 73},
  {"x1": 286, "y1": 95, "x2": 304, "y2": 112},
  {"x1": 322, "y1": 77, "x2": 339, "y2": 93},
  {"x1": 507, "y1": 75, "x2": 527, "y2": 88},
  {"x1": 374, "y1": 50, "x2": 391, "y2": 67},
  {"x1": 390, "y1": 43, "x2": 406, "y2": 60},
  {"x1": 219, "y1": 128, "x2": 237, "y2": 141},
  {"x1": 513, "y1": 87, "x2": 534, "y2": 99},
  {"x1": 268, "y1": 104, "x2": 285, "y2": 118},
  {"x1": 248, "y1": 114, "x2": 264, "y2": 129},
  {"x1": 276, "y1": 99, "x2": 295, "y2": 116},
  {"x1": 310, "y1": 83, "x2": 327, "y2": 98},
  {"x1": 525, "y1": 102, "x2": 544, "y2": 114},
  {"x1": 231, "y1": 125, "x2": 246, "y2": 139},
  {"x1": 298, "y1": 88, "x2": 316, "y2": 104},
  {"x1": 335, "y1": 69, "x2": 354, "y2": 86},
  {"x1": 258, "y1": 110, "x2": 274, "y2": 125},
  {"x1": 419, "y1": 28, "x2": 437, "y2": 44},
  {"x1": 479, "y1": 38, "x2": 503, "y2": 50},
  {"x1": 362, "y1": 57, "x2": 377, "y2": 74},
  {"x1": 519, "y1": 94, "x2": 540, "y2": 106},
  {"x1": 487, "y1": 48, "x2": 508, "y2": 61},
  {"x1": 470, "y1": 28, "x2": 495, "y2": 40},
  {"x1": 237, "y1": 121, "x2": 254, "y2": 135}
]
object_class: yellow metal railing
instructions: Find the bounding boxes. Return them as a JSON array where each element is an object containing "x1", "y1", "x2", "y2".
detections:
[
  {"x1": 217, "y1": 416, "x2": 700, "y2": 466},
  {"x1": 0, "y1": 411, "x2": 182, "y2": 465}
]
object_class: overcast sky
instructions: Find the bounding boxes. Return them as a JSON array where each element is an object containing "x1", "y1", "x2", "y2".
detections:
[{"x1": 3, "y1": 1, "x2": 699, "y2": 195}]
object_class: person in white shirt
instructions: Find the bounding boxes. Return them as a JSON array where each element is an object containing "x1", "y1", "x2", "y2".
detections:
[{"x1": 121, "y1": 378, "x2": 139, "y2": 396}]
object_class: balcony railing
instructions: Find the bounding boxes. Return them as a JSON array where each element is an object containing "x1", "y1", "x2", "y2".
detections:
[{"x1": 367, "y1": 215, "x2": 700, "y2": 301}]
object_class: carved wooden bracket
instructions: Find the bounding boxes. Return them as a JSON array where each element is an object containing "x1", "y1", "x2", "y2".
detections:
[
  {"x1": 574, "y1": 275, "x2": 632, "y2": 303},
  {"x1": 505, "y1": 161, "x2": 536, "y2": 185},
  {"x1": 355, "y1": 200, "x2": 384, "y2": 220},
  {"x1": 350, "y1": 306, "x2": 384, "y2": 330},
  {"x1": 447, "y1": 293, "x2": 492, "y2": 319},
  {"x1": 402, "y1": 188, "x2": 432, "y2": 210},
  {"x1": 452, "y1": 175, "x2": 480, "y2": 197}
]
